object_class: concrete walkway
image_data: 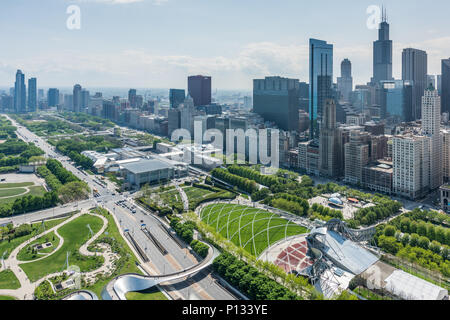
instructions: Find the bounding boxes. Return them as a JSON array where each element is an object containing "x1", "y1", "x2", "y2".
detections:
[{"x1": 0, "y1": 211, "x2": 115, "y2": 300}]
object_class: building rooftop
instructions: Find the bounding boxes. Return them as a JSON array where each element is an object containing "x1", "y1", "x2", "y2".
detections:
[{"x1": 121, "y1": 159, "x2": 173, "y2": 174}]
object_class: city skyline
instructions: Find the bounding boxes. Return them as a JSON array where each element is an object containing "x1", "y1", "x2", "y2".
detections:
[{"x1": 1, "y1": 0, "x2": 450, "y2": 89}]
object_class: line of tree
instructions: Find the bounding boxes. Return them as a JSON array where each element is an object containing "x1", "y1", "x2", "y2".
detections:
[
  {"x1": 68, "y1": 151, "x2": 94, "y2": 170},
  {"x1": 227, "y1": 165, "x2": 279, "y2": 187},
  {"x1": 0, "y1": 191, "x2": 59, "y2": 218},
  {"x1": 46, "y1": 159, "x2": 79, "y2": 185},
  {"x1": 354, "y1": 200, "x2": 402, "y2": 226},
  {"x1": 211, "y1": 168, "x2": 258, "y2": 194},
  {"x1": 392, "y1": 217, "x2": 450, "y2": 246},
  {"x1": 170, "y1": 216, "x2": 196, "y2": 244},
  {"x1": 36, "y1": 166, "x2": 63, "y2": 191},
  {"x1": 212, "y1": 252, "x2": 299, "y2": 300}
]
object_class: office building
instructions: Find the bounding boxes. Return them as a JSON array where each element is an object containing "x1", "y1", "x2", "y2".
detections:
[
  {"x1": 427, "y1": 75, "x2": 436, "y2": 90},
  {"x1": 309, "y1": 38, "x2": 333, "y2": 140},
  {"x1": 337, "y1": 59, "x2": 353, "y2": 102},
  {"x1": 253, "y1": 76, "x2": 300, "y2": 131},
  {"x1": 81, "y1": 89, "x2": 90, "y2": 112},
  {"x1": 442, "y1": 59, "x2": 450, "y2": 113},
  {"x1": 14, "y1": 70, "x2": 26, "y2": 113},
  {"x1": 380, "y1": 80, "x2": 413, "y2": 123},
  {"x1": 73, "y1": 84, "x2": 82, "y2": 112},
  {"x1": 47, "y1": 88, "x2": 60, "y2": 107},
  {"x1": 344, "y1": 130, "x2": 370, "y2": 185},
  {"x1": 393, "y1": 134, "x2": 430, "y2": 199},
  {"x1": 422, "y1": 88, "x2": 442, "y2": 190},
  {"x1": 372, "y1": 11, "x2": 393, "y2": 84},
  {"x1": 169, "y1": 89, "x2": 185, "y2": 108},
  {"x1": 402, "y1": 48, "x2": 427, "y2": 120},
  {"x1": 168, "y1": 107, "x2": 181, "y2": 137},
  {"x1": 180, "y1": 95, "x2": 195, "y2": 135},
  {"x1": 437, "y1": 75, "x2": 442, "y2": 95},
  {"x1": 27, "y1": 78, "x2": 37, "y2": 112},
  {"x1": 128, "y1": 89, "x2": 137, "y2": 108},
  {"x1": 299, "y1": 82, "x2": 309, "y2": 112},
  {"x1": 319, "y1": 100, "x2": 340, "y2": 177},
  {"x1": 188, "y1": 75, "x2": 211, "y2": 107}
]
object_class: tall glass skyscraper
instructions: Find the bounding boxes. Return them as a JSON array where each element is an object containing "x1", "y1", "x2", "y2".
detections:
[
  {"x1": 188, "y1": 75, "x2": 211, "y2": 107},
  {"x1": 442, "y1": 58, "x2": 450, "y2": 114},
  {"x1": 309, "y1": 38, "x2": 333, "y2": 141},
  {"x1": 14, "y1": 70, "x2": 26, "y2": 114},
  {"x1": 372, "y1": 13, "x2": 393, "y2": 84},
  {"x1": 169, "y1": 89, "x2": 186, "y2": 108},
  {"x1": 402, "y1": 48, "x2": 427, "y2": 120},
  {"x1": 28, "y1": 77, "x2": 37, "y2": 112}
]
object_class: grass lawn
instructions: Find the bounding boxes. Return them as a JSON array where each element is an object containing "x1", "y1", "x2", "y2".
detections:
[
  {"x1": 158, "y1": 188, "x2": 183, "y2": 207},
  {"x1": 0, "y1": 182, "x2": 34, "y2": 189},
  {"x1": 0, "y1": 217, "x2": 70, "y2": 261},
  {"x1": 201, "y1": 204, "x2": 309, "y2": 256},
  {"x1": 184, "y1": 185, "x2": 236, "y2": 210},
  {"x1": 17, "y1": 231, "x2": 60, "y2": 262},
  {"x1": 354, "y1": 287, "x2": 392, "y2": 300},
  {"x1": 0, "y1": 188, "x2": 27, "y2": 197},
  {"x1": 79, "y1": 208, "x2": 142, "y2": 299},
  {"x1": 0, "y1": 269, "x2": 20, "y2": 290},
  {"x1": 125, "y1": 286, "x2": 168, "y2": 300},
  {"x1": 20, "y1": 214, "x2": 105, "y2": 282},
  {"x1": 0, "y1": 295, "x2": 16, "y2": 300},
  {"x1": 0, "y1": 186, "x2": 46, "y2": 206}
]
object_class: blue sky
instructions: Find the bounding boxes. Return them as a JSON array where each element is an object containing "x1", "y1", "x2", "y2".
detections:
[{"x1": 0, "y1": 0, "x2": 449, "y2": 90}]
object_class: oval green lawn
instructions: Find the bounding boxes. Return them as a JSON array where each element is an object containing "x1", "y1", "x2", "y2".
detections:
[
  {"x1": 20, "y1": 214, "x2": 105, "y2": 282},
  {"x1": 17, "y1": 231, "x2": 60, "y2": 262},
  {"x1": 200, "y1": 203, "x2": 309, "y2": 257}
]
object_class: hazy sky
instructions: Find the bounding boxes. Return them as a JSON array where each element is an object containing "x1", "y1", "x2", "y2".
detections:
[{"x1": 0, "y1": 0, "x2": 449, "y2": 90}]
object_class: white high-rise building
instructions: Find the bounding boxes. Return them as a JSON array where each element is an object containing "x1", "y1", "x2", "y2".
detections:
[
  {"x1": 393, "y1": 135, "x2": 430, "y2": 199},
  {"x1": 422, "y1": 89, "x2": 442, "y2": 189}
]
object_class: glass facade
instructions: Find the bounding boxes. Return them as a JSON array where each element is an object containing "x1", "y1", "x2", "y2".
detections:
[
  {"x1": 309, "y1": 39, "x2": 333, "y2": 140},
  {"x1": 380, "y1": 80, "x2": 413, "y2": 123}
]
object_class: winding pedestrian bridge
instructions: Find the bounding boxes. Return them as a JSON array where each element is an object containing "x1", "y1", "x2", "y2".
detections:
[{"x1": 101, "y1": 244, "x2": 220, "y2": 300}]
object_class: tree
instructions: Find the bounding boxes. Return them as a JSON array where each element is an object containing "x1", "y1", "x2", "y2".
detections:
[
  {"x1": 418, "y1": 236, "x2": 430, "y2": 250},
  {"x1": 384, "y1": 225, "x2": 396, "y2": 237}
]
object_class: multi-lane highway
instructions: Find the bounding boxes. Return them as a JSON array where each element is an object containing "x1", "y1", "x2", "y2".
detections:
[{"x1": 3, "y1": 114, "x2": 236, "y2": 300}]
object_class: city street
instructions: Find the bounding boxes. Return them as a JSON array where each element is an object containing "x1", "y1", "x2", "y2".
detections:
[{"x1": 3, "y1": 114, "x2": 236, "y2": 300}]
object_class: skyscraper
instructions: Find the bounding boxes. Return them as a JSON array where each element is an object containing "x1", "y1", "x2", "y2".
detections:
[
  {"x1": 73, "y1": 84, "x2": 82, "y2": 112},
  {"x1": 188, "y1": 75, "x2": 211, "y2": 107},
  {"x1": 128, "y1": 89, "x2": 137, "y2": 108},
  {"x1": 309, "y1": 38, "x2": 333, "y2": 140},
  {"x1": 48, "y1": 88, "x2": 60, "y2": 107},
  {"x1": 337, "y1": 58, "x2": 353, "y2": 102},
  {"x1": 402, "y1": 48, "x2": 427, "y2": 120},
  {"x1": 372, "y1": 11, "x2": 393, "y2": 84},
  {"x1": 427, "y1": 75, "x2": 436, "y2": 90},
  {"x1": 81, "y1": 89, "x2": 90, "y2": 112},
  {"x1": 28, "y1": 77, "x2": 37, "y2": 112},
  {"x1": 380, "y1": 80, "x2": 413, "y2": 123},
  {"x1": 422, "y1": 88, "x2": 442, "y2": 189},
  {"x1": 14, "y1": 70, "x2": 26, "y2": 113},
  {"x1": 319, "y1": 100, "x2": 340, "y2": 177},
  {"x1": 253, "y1": 76, "x2": 300, "y2": 131},
  {"x1": 169, "y1": 89, "x2": 186, "y2": 108},
  {"x1": 442, "y1": 58, "x2": 450, "y2": 113}
]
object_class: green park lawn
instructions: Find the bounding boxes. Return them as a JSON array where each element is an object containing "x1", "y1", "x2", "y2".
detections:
[
  {"x1": 78, "y1": 208, "x2": 142, "y2": 299},
  {"x1": 184, "y1": 186, "x2": 236, "y2": 210},
  {"x1": 20, "y1": 214, "x2": 105, "y2": 282},
  {"x1": 125, "y1": 286, "x2": 168, "y2": 300},
  {"x1": 0, "y1": 186, "x2": 46, "y2": 206},
  {"x1": 0, "y1": 217, "x2": 71, "y2": 261},
  {"x1": 0, "y1": 269, "x2": 21, "y2": 290},
  {"x1": 0, "y1": 188, "x2": 27, "y2": 198},
  {"x1": 200, "y1": 203, "x2": 309, "y2": 256},
  {"x1": 0, "y1": 295, "x2": 16, "y2": 300},
  {"x1": 17, "y1": 231, "x2": 60, "y2": 262},
  {"x1": 158, "y1": 188, "x2": 183, "y2": 207},
  {"x1": 0, "y1": 182, "x2": 34, "y2": 189}
]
